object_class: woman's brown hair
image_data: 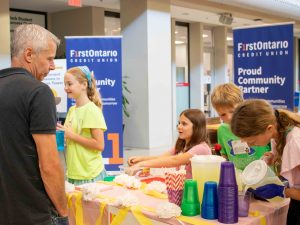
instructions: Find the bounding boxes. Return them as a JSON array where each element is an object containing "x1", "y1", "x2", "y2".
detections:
[
  {"x1": 174, "y1": 109, "x2": 208, "y2": 154},
  {"x1": 231, "y1": 99, "x2": 300, "y2": 168}
]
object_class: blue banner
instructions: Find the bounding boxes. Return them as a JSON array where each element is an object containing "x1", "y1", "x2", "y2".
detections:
[
  {"x1": 66, "y1": 37, "x2": 123, "y2": 171},
  {"x1": 233, "y1": 23, "x2": 294, "y2": 110}
]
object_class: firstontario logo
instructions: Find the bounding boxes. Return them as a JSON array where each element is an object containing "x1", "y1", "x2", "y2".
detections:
[
  {"x1": 236, "y1": 40, "x2": 289, "y2": 58},
  {"x1": 68, "y1": 49, "x2": 119, "y2": 63}
]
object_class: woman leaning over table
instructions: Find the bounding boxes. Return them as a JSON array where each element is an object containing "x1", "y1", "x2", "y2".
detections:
[{"x1": 231, "y1": 99, "x2": 300, "y2": 225}]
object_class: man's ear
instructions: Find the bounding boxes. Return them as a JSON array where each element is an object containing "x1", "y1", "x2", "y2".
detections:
[{"x1": 24, "y1": 47, "x2": 34, "y2": 63}]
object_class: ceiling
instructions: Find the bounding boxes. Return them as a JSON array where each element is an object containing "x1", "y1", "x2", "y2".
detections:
[
  {"x1": 209, "y1": 0, "x2": 300, "y2": 21},
  {"x1": 8, "y1": 0, "x2": 300, "y2": 36}
]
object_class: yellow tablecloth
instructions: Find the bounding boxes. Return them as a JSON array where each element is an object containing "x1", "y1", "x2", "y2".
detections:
[{"x1": 67, "y1": 182, "x2": 290, "y2": 225}]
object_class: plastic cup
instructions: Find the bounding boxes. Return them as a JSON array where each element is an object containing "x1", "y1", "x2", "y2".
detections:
[
  {"x1": 181, "y1": 179, "x2": 200, "y2": 216},
  {"x1": 238, "y1": 191, "x2": 252, "y2": 217},
  {"x1": 201, "y1": 181, "x2": 218, "y2": 220},
  {"x1": 167, "y1": 189, "x2": 184, "y2": 206},
  {"x1": 104, "y1": 176, "x2": 115, "y2": 182},
  {"x1": 219, "y1": 161, "x2": 237, "y2": 187},
  {"x1": 56, "y1": 130, "x2": 65, "y2": 151}
]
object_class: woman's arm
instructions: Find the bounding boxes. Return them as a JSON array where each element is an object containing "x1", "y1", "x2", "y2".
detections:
[
  {"x1": 285, "y1": 165, "x2": 300, "y2": 201},
  {"x1": 128, "y1": 156, "x2": 159, "y2": 166},
  {"x1": 69, "y1": 128, "x2": 104, "y2": 151},
  {"x1": 127, "y1": 150, "x2": 173, "y2": 166},
  {"x1": 135, "y1": 151, "x2": 192, "y2": 168},
  {"x1": 285, "y1": 187, "x2": 300, "y2": 201},
  {"x1": 127, "y1": 152, "x2": 192, "y2": 176}
]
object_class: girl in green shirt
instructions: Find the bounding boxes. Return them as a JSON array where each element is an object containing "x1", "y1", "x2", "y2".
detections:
[{"x1": 57, "y1": 66, "x2": 107, "y2": 185}]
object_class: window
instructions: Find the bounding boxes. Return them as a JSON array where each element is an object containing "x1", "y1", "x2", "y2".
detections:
[
  {"x1": 104, "y1": 11, "x2": 120, "y2": 36},
  {"x1": 175, "y1": 22, "x2": 189, "y2": 118}
]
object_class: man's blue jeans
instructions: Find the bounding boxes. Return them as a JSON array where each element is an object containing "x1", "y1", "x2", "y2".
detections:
[{"x1": 51, "y1": 210, "x2": 69, "y2": 225}]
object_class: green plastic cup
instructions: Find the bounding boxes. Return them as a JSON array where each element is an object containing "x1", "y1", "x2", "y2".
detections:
[
  {"x1": 104, "y1": 176, "x2": 115, "y2": 182},
  {"x1": 181, "y1": 179, "x2": 200, "y2": 216}
]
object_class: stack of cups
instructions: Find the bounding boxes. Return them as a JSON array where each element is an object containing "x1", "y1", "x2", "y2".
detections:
[
  {"x1": 181, "y1": 179, "x2": 200, "y2": 216},
  {"x1": 201, "y1": 181, "x2": 218, "y2": 220},
  {"x1": 165, "y1": 170, "x2": 186, "y2": 206},
  {"x1": 218, "y1": 162, "x2": 238, "y2": 224}
]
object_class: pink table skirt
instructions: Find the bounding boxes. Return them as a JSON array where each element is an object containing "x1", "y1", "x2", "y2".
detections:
[{"x1": 67, "y1": 183, "x2": 290, "y2": 225}]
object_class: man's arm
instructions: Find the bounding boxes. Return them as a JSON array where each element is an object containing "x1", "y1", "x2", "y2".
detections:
[{"x1": 33, "y1": 133, "x2": 68, "y2": 216}]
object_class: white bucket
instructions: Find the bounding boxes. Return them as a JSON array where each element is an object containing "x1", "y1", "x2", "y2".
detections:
[
  {"x1": 191, "y1": 155, "x2": 226, "y2": 203},
  {"x1": 241, "y1": 160, "x2": 282, "y2": 190}
]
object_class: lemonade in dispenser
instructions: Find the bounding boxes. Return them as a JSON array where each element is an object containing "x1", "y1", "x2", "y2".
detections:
[{"x1": 191, "y1": 155, "x2": 226, "y2": 202}]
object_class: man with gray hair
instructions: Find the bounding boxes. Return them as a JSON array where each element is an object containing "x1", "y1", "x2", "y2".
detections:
[{"x1": 0, "y1": 24, "x2": 68, "y2": 224}]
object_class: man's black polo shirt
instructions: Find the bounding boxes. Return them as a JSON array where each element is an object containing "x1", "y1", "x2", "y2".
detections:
[{"x1": 0, "y1": 68, "x2": 57, "y2": 225}]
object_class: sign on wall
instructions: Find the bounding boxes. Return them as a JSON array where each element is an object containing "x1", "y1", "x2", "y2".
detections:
[
  {"x1": 233, "y1": 23, "x2": 294, "y2": 110},
  {"x1": 65, "y1": 36, "x2": 123, "y2": 171},
  {"x1": 10, "y1": 9, "x2": 46, "y2": 33},
  {"x1": 43, "y1": 59, "x2": 68, "y2": 115}
]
